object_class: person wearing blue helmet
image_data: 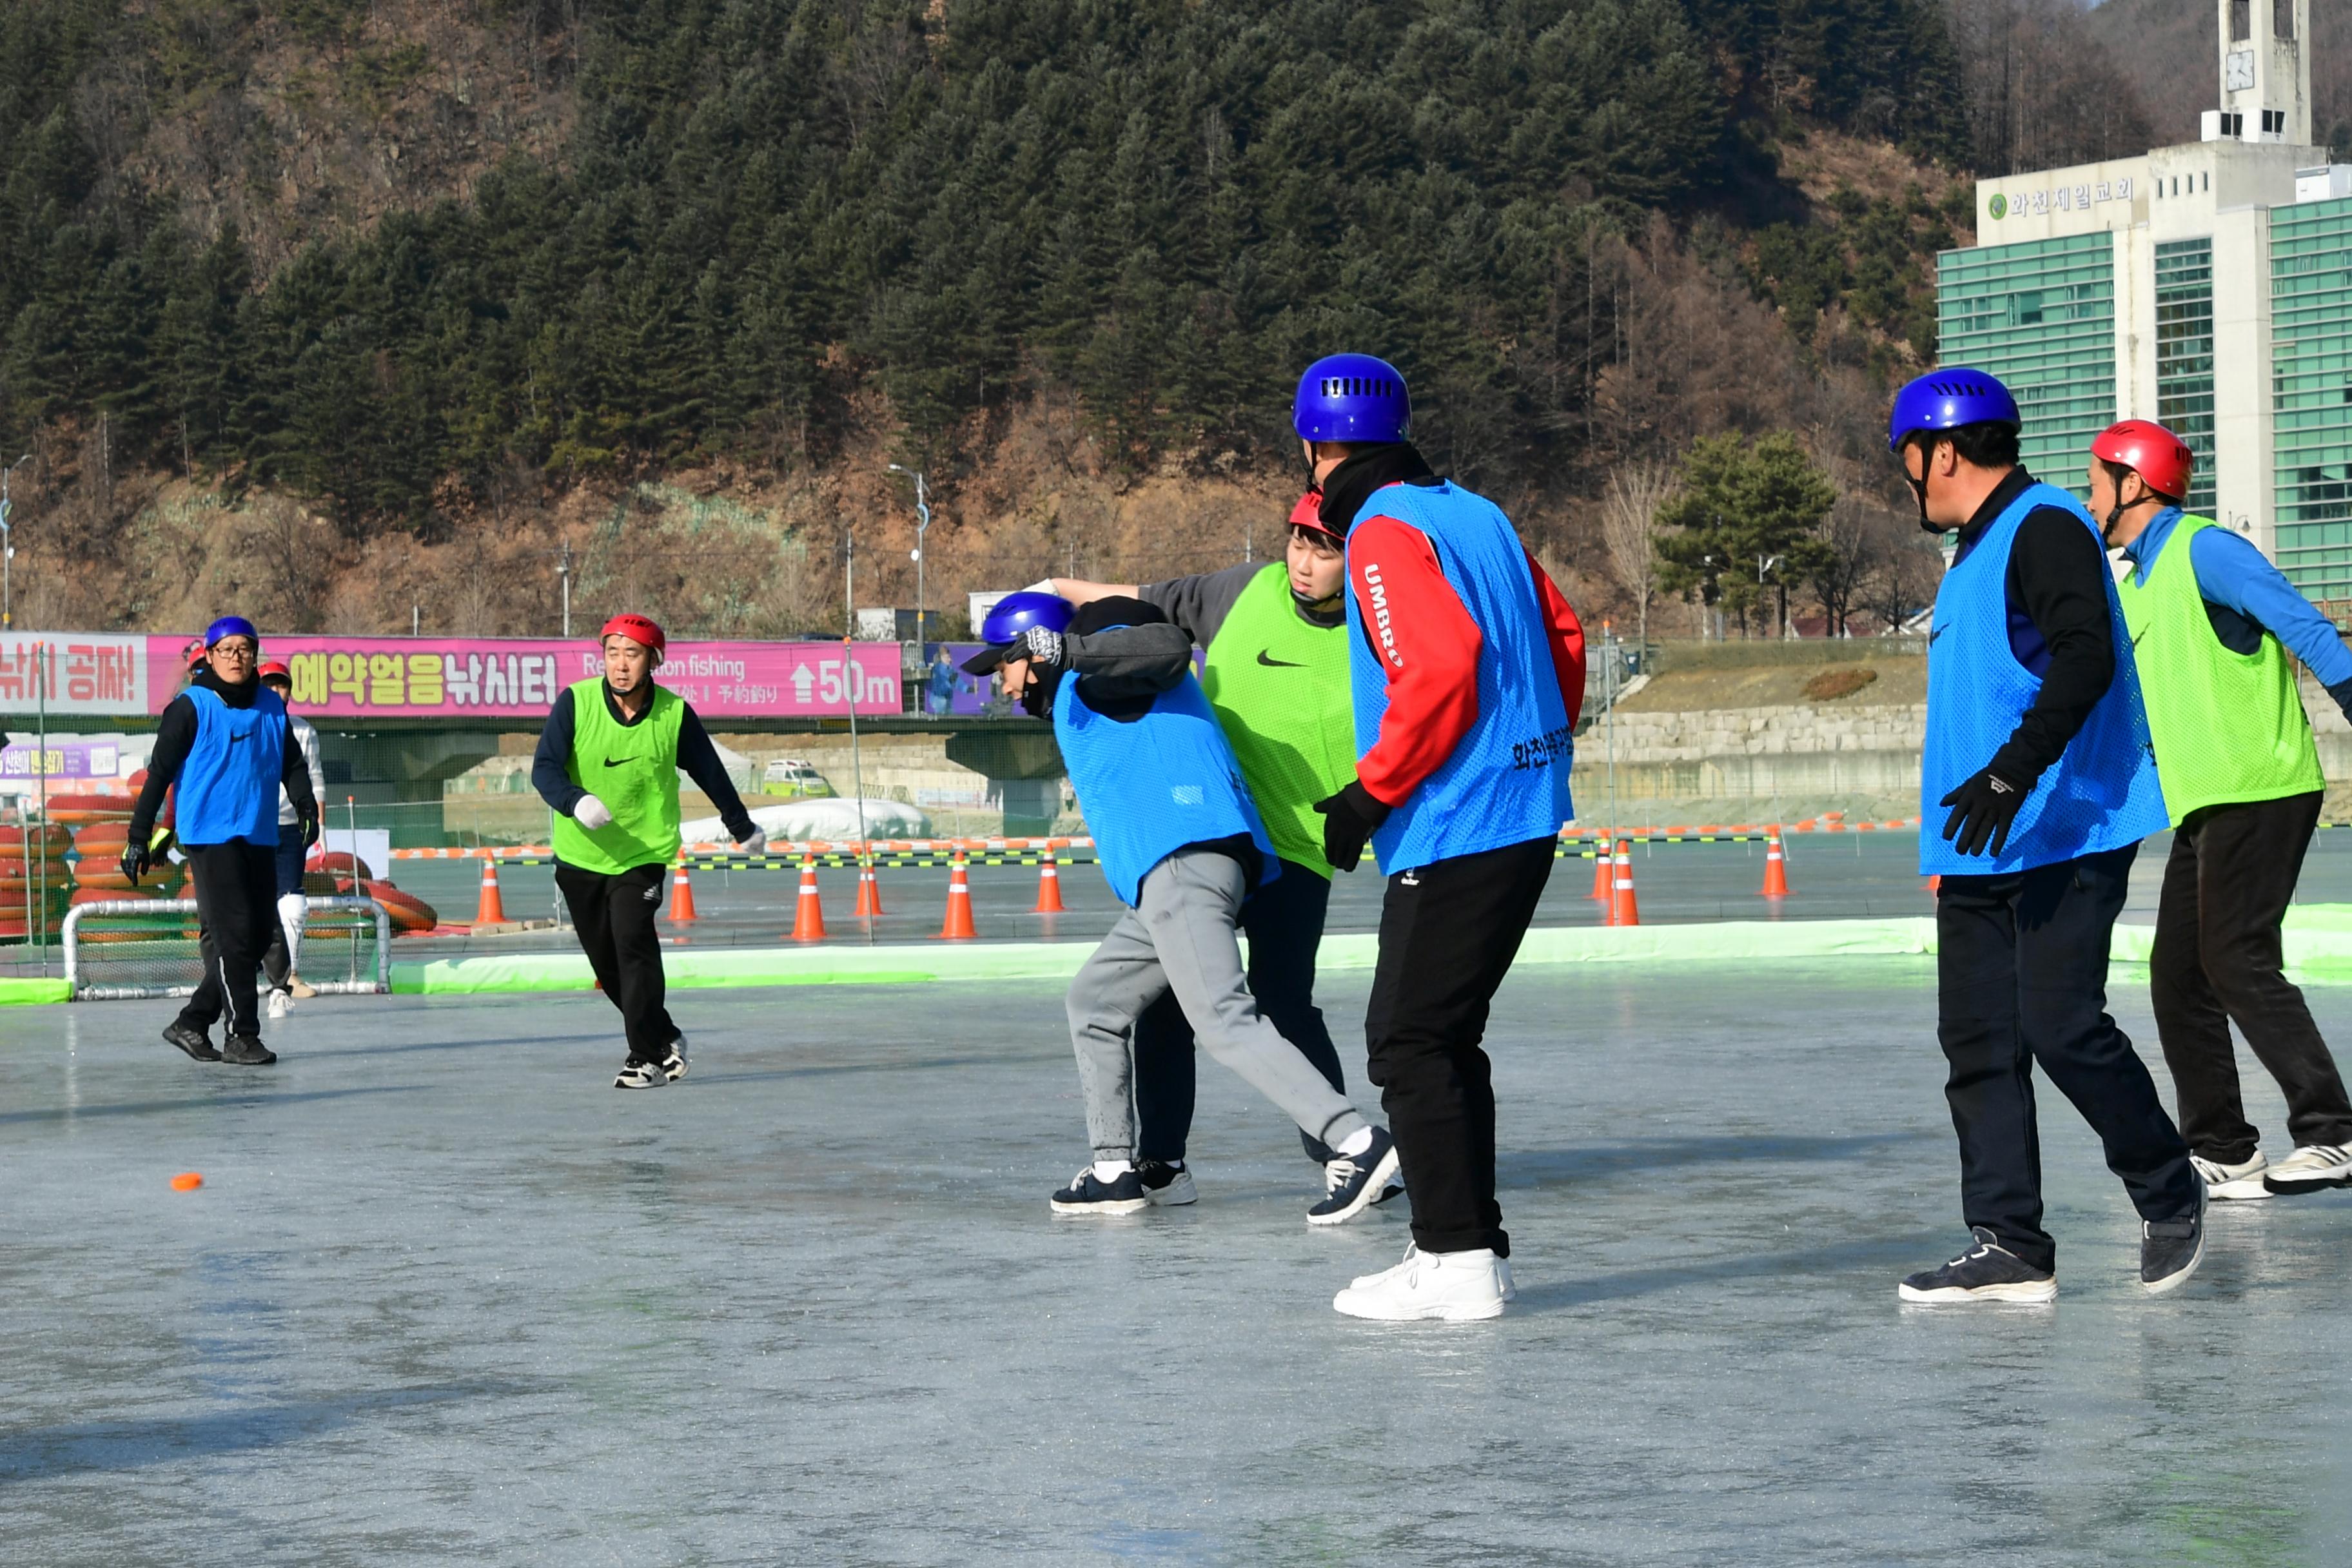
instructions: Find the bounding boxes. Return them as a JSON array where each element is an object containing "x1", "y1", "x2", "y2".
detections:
[
  {"x1": 1888, "y1": 368, "x2": 2201, "y2": 1305},
  {"x1": 124, "y1": 616, "x2": 320, "y2": 1066},
  {"x1": 1293, "y1": 353, "x2": 1588, "y2": 1321},
  {"x1": 963, "y1": 591, "x2": 1399, "y2": 1225}
]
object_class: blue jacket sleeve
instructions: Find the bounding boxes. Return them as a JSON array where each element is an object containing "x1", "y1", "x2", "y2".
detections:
[{"x1": 2188, "y1": 529, "x2": 2352, "y2": 705}]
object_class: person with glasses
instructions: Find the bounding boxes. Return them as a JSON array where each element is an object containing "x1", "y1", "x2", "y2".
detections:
[{"x1": 124, "y1": 618, "x2": 320, "y2": 1066}]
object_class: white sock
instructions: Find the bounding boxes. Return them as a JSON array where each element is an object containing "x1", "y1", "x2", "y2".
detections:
[
  {"x1": 1092, "y1": 1159, "x2": 1133, "y2": 1182},
  {"x1": 1334, "y1": 1126, "x2": 1374, "y2": 1159}
]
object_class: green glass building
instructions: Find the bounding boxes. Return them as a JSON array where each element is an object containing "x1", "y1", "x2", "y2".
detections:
[
  {"x1": 1936, "y1": 234, "x2": 2116, "y2": 502},
  {"x1": 2271, "y1": 195, "x2": 2352, "y2": 603}
]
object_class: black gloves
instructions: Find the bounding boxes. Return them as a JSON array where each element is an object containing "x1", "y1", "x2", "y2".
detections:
[
  {"x1": 1939, "y1": 767, "x2": 2029, "y2": 859},
  {"x1": 1017, "y1": 626, "x2": 1066, "y2": 672},
  {"x1": 1312, "y1": 781, "x2": 1391, "y2": 873},
  {"x1": 118, "y1": 839, "x2": 153, "y2": 887},
  {"x1": 296, "y1": 810, "x2": 320, "y2": 848}
]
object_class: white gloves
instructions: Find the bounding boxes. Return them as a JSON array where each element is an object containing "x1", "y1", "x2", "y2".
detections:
[
  {"x1": 1020, "y1": 578, "x2": 1056, "y2": 595},
  {"x1": 573, "y1": 794, "x2": 614, "y2": 830},
  {"x1": 736, "y1": 828, "x2": 768, "y2": 856}
]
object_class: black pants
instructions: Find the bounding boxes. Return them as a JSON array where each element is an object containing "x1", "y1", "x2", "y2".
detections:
[
  {"x1": 554, "y1": 858, "x2": 678, "y2": 1061},
  {"x1": 177, "y1": 842, "x2": 279, "y2": 1041},
  {"x1": 1937, "y1": 844, "x2": 2197, "y2": 1273},
  {"x1": 1364, "y1": 835, "x2": 1555, "y2": 1259},
  {"x1": 2151, "y1": 790, "x2": 2352, "y2": 1161},
  {"x1": 1132, "y1": 858, "x2": 1346, "y2": 1165}
]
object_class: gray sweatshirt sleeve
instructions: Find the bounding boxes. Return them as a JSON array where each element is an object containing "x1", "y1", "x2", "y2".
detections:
[{"x1": 1137, "y1": 562, "x2": 1266, "y2": 649}]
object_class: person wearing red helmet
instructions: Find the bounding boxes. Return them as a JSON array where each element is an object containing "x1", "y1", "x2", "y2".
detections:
[
  {"x1": 2099, "y1": 419, "x2": 2352, "y2": 1199},
  {"x1": 1046, "y1": 489, "x2": 1391, "y2": 1209},
  {"x1": 531, "y1": 613, "x2": 766, "y2": 1088}
]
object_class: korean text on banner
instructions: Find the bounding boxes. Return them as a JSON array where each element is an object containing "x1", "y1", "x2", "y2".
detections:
[
  {"x1": 0, "y1": 633, "x2": 148, "y2": 716},
  {"x1": 141, "y1": 636, "x2": 903, "y2": 720}
]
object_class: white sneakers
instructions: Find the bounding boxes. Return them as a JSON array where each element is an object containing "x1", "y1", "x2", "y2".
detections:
[
  {"x1": 1333, "y1": 1243, "x2": 1515, "y2": 1321},
  {"x1": 264, "y1": 988, "x2": 293, "y2": 1020},
  {"x1": 2265, "y1": 1143, "x2": 2352, "y2": 1194},
  {"x1": 2191, "y1": 1151, "x2": 2273, "y2": 1201},
  {"x1": 2191, "y1": 1145, "x2": 2352, "y2": 1199}
]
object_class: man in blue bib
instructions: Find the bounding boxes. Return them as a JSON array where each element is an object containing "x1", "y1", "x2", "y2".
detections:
[
  {"x1": 125, "y1": 616, "x2": 320, "y2": 1066},
  {"x1": 964, "y1": 593, "x2": 1399, "y2": 1227},
  {"x1": 1890, "y1": 369, "x2": 2202, "y2": 1304}
]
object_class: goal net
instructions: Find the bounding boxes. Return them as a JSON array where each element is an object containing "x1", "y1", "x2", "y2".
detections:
[{"x1": 64, "y1": 896, "x2": 391, "y2": 1001}]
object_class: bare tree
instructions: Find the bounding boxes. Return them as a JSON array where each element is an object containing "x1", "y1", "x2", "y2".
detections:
[
  {"x1": 1598, "y1": 460, "x2": 1678, "y2": 647},
  {"x1": 1856, "y1": 511, "x2": 1946, "y2": 636}
]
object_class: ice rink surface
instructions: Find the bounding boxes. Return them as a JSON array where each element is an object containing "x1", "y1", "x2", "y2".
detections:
[{"x1": 9, "y1": 959, "x2": 2352, "y2": 1564}]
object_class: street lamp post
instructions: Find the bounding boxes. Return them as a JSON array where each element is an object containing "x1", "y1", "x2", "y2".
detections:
[
  {"x1": 556, "y1": 539, "x2": 573, "y2": 638},
  {"x1": 887, "y1": 464, "x2": 930, "y2": 649},
  {"x1": 1, "y1": 454, "x2": 30, "y2": 631}
]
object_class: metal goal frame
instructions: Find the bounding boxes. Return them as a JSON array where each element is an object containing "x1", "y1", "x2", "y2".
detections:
[{"x1": 63, "y1": 896, "x2": 393, "y2": 1000}]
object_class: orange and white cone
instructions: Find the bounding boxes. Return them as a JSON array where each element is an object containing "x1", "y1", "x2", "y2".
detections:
[
  {"x1": 475, "y1": 858, "x2": 509, "y2": 925},
  {"x1": 938, "y1": 851, "x2": 977, "y2": 939},
  {"x1": 667, "y1": 852, "x2": 699, "y2": 921},
  {"x1": 854, "y1": 856, "x2": 885, "y2": 917},
  {"x1": 1609, "y1": 838, "x2": 1641, "y2": 928},
  {"x1": 1034, "y1": 847, "x2": 1066, "y2": 913},
  {"x1": 790, "y1": 853, "x2": 827, "y2": 941},
  {"x1": 1760, "y1": 828, "x2": 1790, "y2": 898},
  {"x1": 1589, "y1": 832, "x2": 1612, "y2": 901}
]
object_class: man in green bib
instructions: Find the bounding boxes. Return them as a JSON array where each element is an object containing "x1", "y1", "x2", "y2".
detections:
[
  {"x1": 533, "y1": 612, "x2": 766, "y2": 1088},
  {"x1": 2098, "y1": 420, "x2": 2352, "y2": 1198},
  {"x1": 1050, "y1": 491, "x2": 1385, "y2": 1205}
]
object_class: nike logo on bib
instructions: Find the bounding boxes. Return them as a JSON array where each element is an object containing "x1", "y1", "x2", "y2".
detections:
[
  {"x1": 602, "y1": 757, "x2": 637, "y2": 767},
  {"x1": 225, "y1": 732, "x2": 248, "y2": 744},
  {"x1": 1256, "y1": 650, "x2": 1304, "y2": 668}
]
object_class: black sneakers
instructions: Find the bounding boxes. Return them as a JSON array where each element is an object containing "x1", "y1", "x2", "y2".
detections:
[
  {"x1": 163, "y1": 1023, "x2": 220, "y2": 1062},
  {"x1": 1308, "y1": 1126, "x2": 1401, "y2": 1226},
  {"x1": 2141, "y1": 1182, "x2": 2207, "y2": 1295},
  {"x1": 220, "y1": 1035, "x2": 277, "y2": 1066},
  {"x1": 1898, "y1": 1226, "x2": 2057, "y2": 1304},
  {"x1": 1049, "y1": 1166, "x2": 1148, "y2": 1215},
  {"x1": 1136, "y1": 1160, "x2": 1196, "y2": 1206}
]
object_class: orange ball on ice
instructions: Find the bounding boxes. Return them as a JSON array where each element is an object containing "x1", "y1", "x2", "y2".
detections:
[{"x1": 169, "y1": 1171, "x2": 203, "y2": 1191}]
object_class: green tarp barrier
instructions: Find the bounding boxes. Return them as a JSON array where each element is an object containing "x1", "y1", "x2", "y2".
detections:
[{"x1": 0, "y1": 977, "x2": 72, "y2": 1006}]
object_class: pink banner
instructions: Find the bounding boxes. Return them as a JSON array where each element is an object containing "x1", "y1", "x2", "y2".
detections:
[{"x1": 144, "y1": 636, "x2": 903, "y2": 719}]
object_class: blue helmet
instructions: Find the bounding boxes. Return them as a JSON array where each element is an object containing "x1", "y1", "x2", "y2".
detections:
[
  {"x1": 1887, "y1": 368, "x2": 2021, "y2": 453},
  {"x1": 203, "y1": 615, "x2": 259, "y2": 649},
  {"x1": 963, "y1": 590, "x2": 1075, "y2": 674},
  {"x1": 1294, "y1": 353, "x2": 1411, "y2": 444}
]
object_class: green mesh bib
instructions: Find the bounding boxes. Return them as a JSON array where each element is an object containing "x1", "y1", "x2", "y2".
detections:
[
  {"x1": 550, "y1": 678, "x2": 686, "y2": 873},
  {"x1": 2119, "y1": 515, "x2": 2325, "y2": 825},
  {"x1": 1199, "y1": 564, "x2": 1359, "y2": 877}
]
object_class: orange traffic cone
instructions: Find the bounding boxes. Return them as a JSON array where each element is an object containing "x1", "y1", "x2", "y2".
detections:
[
  {"x1": 790, "y1": 853, "x2": 828, "y2": 941},
  {"x1": 938, "y1": 850, "x2": 977, "y2": 939},
  {"x1": 1760, "y1": 827, "x2": 1791, "y2": 898},
  {"x1": 667, "y1": 852, "x2": 699, "y2": 921},
  {"x1": 854, "y1": 856, "x2": 885, "y2": 917},
  {"x1": 1589, "y1": 832, "x2": 1612, "y2": 901},
  {"x1": 1610, "y1": 838, "x2": 1641, "y2": 927},
  {"x1": 1927, "y1": 874, "x2": 1943, "y2": 898},
  {"x1": 790, "y1": 850, "x2": 828, "y2": 940},
  {"x1": 474, "y1": 857, "x2": 509, "y2": 925},
  {"x1": 1034, "y1": 847, "x2": 1066, "y2": 912}
]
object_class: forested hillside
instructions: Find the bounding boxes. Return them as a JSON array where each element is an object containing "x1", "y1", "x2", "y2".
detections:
[{"x1": 0, "y1": 0, "x2": 2232, "y2": 640}]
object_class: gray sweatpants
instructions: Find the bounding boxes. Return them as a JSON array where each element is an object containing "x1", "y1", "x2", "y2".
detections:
[{"x1": 1066, "y1": 848, "x2": 1371, "y2": 1162}]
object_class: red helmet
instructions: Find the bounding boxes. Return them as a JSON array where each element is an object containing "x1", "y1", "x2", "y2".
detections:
[
  {"x1": 1288, "y1": 487, "x2": 1341, "y2": 543},
  {"x1": 256, "y1": 661, "x2": 291, "y2": 682},
  {"x1": 182, "y1": 638, "x2": 208, "y2": 671},
  {"x1": 2092, "y1": 419, "x2": 2192, "y2": 502},
  {"x1": 600, "y1": 612, "x2": 666, "y2": 663}
]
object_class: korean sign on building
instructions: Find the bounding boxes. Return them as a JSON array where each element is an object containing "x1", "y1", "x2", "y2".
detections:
[
  {"x1": 0, "y1": 634, "x2": 148, "y2": 716},
  {"x1": 1, "y1": 632, "x2": 901, "y2": 719}
]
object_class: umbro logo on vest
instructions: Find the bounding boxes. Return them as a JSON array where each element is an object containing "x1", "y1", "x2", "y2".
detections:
[{"x1": 1255, "y1": 650, "x2": 1304, "y2": 668}]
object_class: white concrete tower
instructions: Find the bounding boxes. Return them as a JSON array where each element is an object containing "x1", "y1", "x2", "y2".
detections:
[{"x1": 2215, "y1": 0, "x2": 2312, "y2": 144}]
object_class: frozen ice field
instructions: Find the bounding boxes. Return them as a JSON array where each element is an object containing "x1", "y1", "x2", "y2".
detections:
[{"x1": 7, "y1": 959, "x2": 2352, "y2": 1564}]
